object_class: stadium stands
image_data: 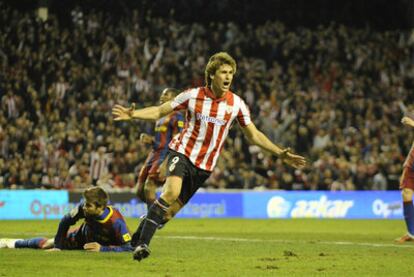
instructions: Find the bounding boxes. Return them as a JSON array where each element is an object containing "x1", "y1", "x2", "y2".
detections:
[{"x1": 0, "y1": 1, "x2": 413, "y2": 191}]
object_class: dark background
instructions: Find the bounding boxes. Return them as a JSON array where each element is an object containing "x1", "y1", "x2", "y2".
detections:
[{"x1": 4, "y1": 0, "x2": 414, "y2": 30}]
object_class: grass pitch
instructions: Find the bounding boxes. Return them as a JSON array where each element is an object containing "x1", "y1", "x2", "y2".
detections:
[{"x1": 0, "y1": 218, "x2": 413, "y2": 276}]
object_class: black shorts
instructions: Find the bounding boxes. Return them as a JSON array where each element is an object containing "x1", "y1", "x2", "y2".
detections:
[{"x1": 166, "y1": 150, "x2": 211, "y2": 205}]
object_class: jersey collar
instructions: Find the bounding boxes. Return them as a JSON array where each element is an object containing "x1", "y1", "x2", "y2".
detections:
[
  {"x1": 204, "y1": 87, "x2": 231, "y2": 102},
  {"x1": 96, "y1": 206, "x2": 113, "y2": 223}
]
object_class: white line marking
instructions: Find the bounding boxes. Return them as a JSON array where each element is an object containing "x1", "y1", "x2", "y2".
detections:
[
  {"x1": 1, "y1": 232, "x2": 412, "y2": 249},
  {"x1": 159, "y1": 235, "x2": 414, "y2": 249}
]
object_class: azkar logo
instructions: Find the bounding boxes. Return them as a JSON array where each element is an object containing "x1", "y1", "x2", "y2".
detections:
[
  {"x1": 290, "y1": 196, "x2": 354, "y2": 218},
  {"x1": 266, "y1": 195, "x2": 354, "y2": 218},
  {"x1": 196, "y1": 113, "x2": 226, "y2": 126}
]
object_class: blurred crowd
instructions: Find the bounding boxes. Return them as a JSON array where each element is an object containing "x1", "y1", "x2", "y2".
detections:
[{"x1": 1, "y1": 2, "x2": 414, "y2": 191}]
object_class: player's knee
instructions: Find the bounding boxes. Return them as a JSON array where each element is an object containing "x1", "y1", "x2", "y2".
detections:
[
  {"x1": 40, "y1": 238, "x2": 54, "y2": 249},
  {"x1": 401, "y1": 188, "x2": 414, "y2": 201},
  {"x1": 160, "y1": 190, "x2": 179, "y2": 204}
]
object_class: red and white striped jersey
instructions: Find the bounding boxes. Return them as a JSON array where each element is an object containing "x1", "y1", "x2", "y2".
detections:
[{"x1": 169, "y1": 87, "x2": 251, "y2": 171}]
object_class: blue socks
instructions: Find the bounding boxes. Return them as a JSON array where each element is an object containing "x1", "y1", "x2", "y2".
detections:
[
  {"x1": 403, "y1": 201, "x2": 414, "y2": 236},
  {"x1": 15, "y1": 238, "x2": 47, "y2": 249}
]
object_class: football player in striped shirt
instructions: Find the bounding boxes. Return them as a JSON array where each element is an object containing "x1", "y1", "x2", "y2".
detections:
[
  {"x1": 113, "y1": 52, "x2": 307, "y2": 261},
  {"x1": 0, "y1": 187, "x2": 134, "y2": 252}
]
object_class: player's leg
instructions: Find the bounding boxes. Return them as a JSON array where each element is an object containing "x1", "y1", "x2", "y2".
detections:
[
  {"x1": 133, "y1": 151, "x2": 211, "y2": 261},
  {"x1": 133, "y1": 175, "x2": 183, "y2": 261},
  {"x1": 0, "y1": 238, "x2": 50, "y2": 249},
  {"x1": 144, "y1": 153, "x2": 167, "y2": 209},
  {"x1": 132, "y1": 156, "x2": 164, "y2": 246},
  {"x1": 60, "y1": 226, "x2": 88, "y2": 250},
  {"x1": 144, "y1": 178, "x2": 158, "y2": 208},
  {"x1": 396, "y1": 168, "x2": 414, "y2": 242},
  {"x1": 131, "y1": 178, "x2": 159, "y2": 246},
  {"x1": 133, "y1": 152, "x2": 184, "y2": 247},
  {"x1": 40, "y1": 238, "x2": 55, "y2": 249},
  {"x1": 132, "y1": 198, "x2": 184, "y2": 248},
  {"x1": 163, "y1": 200, "x2": 183, "y2": 224},
  {"x1": 136, "y1": 164, "x2": 150, "y2": 205},
  {"x1": 0, "y1": 238, "x2": 22, "y2": 248}
]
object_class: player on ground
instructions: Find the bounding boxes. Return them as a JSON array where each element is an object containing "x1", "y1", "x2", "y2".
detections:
[
  {"x1": 112, "y1": 52, "x2": 307, "y2": 261},
  {"x1": 0, "y1": 187, "x2": 134, "y2": 252},
  {"x1": 133, "y1": 88, "x2": 184, "y2": 245},
  {"x1": 396, "y1": 116, "x2": 414, "y2": 243}
]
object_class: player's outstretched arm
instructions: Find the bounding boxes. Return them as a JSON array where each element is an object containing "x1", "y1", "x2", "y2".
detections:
[
  {"x1": 402, "y1": 116, "x2": 414, "y2": 128},
  {"x1": 112, "y1": 101, "x2": 173, "y2": 121},
  {"x1": 241, "y1": 123, "x2": 307, "y2": 169}
]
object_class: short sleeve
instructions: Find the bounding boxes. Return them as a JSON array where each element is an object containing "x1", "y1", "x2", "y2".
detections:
[
  {"x1": 173, "y1": 112, "x2": 185, "y2": 132},
  {"x1": 170, "y1": 89, "x2": 193, "y2": 111},
  {"x1": 236, "y1": 98, "x2": 252, "y2": 127},
  {"x1": 115, "y1": 218, "x2": 132, "y2": 244}
]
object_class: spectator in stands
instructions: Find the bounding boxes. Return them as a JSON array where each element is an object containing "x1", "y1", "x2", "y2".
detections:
[{"x1": 0, "y1": 2, "x2": 413, "y2": 191}]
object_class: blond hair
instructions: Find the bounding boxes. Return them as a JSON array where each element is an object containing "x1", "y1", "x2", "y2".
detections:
[
  {"x1": 204, "y1": 52, "x2": 237, "y2": 87},
  {"x1": 83, "y1": 187, "x2": 109, "y2": 208}
]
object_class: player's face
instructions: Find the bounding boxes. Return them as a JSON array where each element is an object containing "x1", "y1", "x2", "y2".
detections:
[
  {"x1": 83, "y1": 201, "x2": 104, "y2": 217},
  {"x1": 159, "y1": 90, "x2": 174, "y2": 104},
  {"x1": 210, "y1": 64, "x2": 234, "y2": 96}
]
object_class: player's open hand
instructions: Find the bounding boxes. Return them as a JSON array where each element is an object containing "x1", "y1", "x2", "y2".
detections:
[
  {"x1": 402, "y1": 116, "x2": 414, "y2": 128},
  {"x1": 84, "y1": 242, "x2": 101, "y2": 252},
  {"x1": 140, "y1": 133, "x2": 154, "y2": 144},
  {"x1": 279, "y1": 148, "x2": 307, "y2": 169},
  {"x1": 112, "y1": 103, "x2": 135, "y2": 121}
]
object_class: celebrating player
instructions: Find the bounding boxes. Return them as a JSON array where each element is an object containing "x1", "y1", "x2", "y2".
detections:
[
  {"x1": 112, "y1": 52, "x2": 307, "y2": 261},
  {"x1": 0, "y1": 187, "x2": 134, "y2": 252},
  {"x1": 396, "y1": 116, "x2": 414, "y2": 243}
]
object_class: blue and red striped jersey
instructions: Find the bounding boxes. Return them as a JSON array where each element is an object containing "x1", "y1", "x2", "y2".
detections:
[{"x1": 54, "y1": 203, "x2": 133, "y2": 252}]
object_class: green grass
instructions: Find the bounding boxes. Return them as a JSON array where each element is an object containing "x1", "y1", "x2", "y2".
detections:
[{"x1": 0, "y1": 219, "x2": 413, "y2": 276}]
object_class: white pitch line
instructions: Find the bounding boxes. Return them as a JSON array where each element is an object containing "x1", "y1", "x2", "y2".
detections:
[
  {"x1": 1, "y1": 232, "x2": 412, "y2": 249},
  {"x1": 159, "y1": 235, "x2": 414, "y2": 249}
]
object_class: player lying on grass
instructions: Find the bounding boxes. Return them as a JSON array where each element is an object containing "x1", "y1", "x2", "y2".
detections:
[
  {"x1": 396, "y1": 115, "x2": 414, "y2": 243},
  {"x1": 0, "y1": 187, "x2": 134, "y2": 252}
]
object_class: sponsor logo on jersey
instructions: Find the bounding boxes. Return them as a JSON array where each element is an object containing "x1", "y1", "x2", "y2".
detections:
[{"x1": 196, "y1": 113, "x2": 226, "y2": 126}]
